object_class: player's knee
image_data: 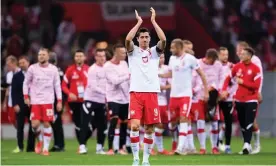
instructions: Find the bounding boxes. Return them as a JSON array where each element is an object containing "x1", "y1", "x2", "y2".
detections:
[
  {"x1": 31, "y1": 120, "x2": 40, "y2": 129},
  {"x1": 144, "y1": 125, "x2": 154, "y2": 134},
  {"x1": 43, "y1": 121, "x2": 51, "y2": 128},
  {"x1": 179, "y1": 116, "x2": 188, "y2": 123},
  {"x1": 130, "y1": 119, "x2": 140, "y2": 131}
]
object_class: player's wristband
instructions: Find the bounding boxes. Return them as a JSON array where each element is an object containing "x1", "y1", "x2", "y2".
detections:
[{"x1": 24, "y1": 95, "x2": 29, "y2": 100}]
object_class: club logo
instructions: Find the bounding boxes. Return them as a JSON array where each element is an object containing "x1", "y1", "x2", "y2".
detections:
[
  {"x1": 142, "y1": 56, "x2": 148, "y2": 63},
  {"x1": 154, "y1": 108, "x2": 158, "y2": 116},
  {"x1": 131, "y1": 110, "x2": 135, "y2": 115},
  {"x1": 247, "y1": 69, "x2": 252, "y2": 75}
]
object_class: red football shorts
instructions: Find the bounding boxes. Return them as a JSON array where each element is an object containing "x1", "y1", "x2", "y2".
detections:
[
  {"x1": 8, "y1": 106, "x2": 16, "y2": 125},
  {"x1": 159, "y1": 105, "x2": 169, "y2": 124},
  {"x1": 189, "y1": 100, "x2": 206, "y2": 121},
  {"x1": 30, "y1": 104, "x2": 54, "y2": 122},
  {"x1": 129, "y1": 92, "x2": 160, "y2": 125},
  {"x1": 169, "y1": 96, "x2": 191, "y2": 122}
]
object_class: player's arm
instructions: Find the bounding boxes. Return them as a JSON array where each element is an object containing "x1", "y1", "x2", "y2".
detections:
[
  {"x1": 54, "y1": 68, "x2": 62, "y2": 103},
  {"x1": 220, "y1": 66, "x2": 237, "y2": 100},
  {"x1": 151, "y1": 7, "x2": 166, "y2": 54},
  {"x1": 161, "y1": 79, "x2": 171, "y2": 90},
  {"x1": 105, "y1": 66, "x2": 129, "y2": 85},
  {"x1": 11, "y1": 74, "x2": 20, "y2": 107},
  {"x1": 23, "y1": 66, "x2": 33, "y2": 105},
  {"x1": 61, "y1": 68, "x2": 71, "y2": 96},
  {"x1": 125, "y1": 10, "x2": 143, "y2": 53},
  {"x1": 238, "y1": 67, "x2": 261, "y2": 90},
  {"x1": 195, "y1": 68, "x2": 209, "y2": 101},
  {"x1": 159, "y1": 70, "x2": 172, "y2": 78}
]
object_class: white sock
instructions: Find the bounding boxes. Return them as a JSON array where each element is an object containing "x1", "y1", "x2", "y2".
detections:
[
  {"x1": 187, "y1": 124, "x2": 195, "y2": 150},
  {"x1": 143, "y1": 133, "x2": 154, "y2": 163},
  {"x1": 197, "y1": 120, "x2": 206, "y2": 149},
  {"x1": 43, "y1": 127, "x2": 52, "y2": 151},
  {"x1": 139, "y1": 126, "x2": 145, "y2": 145},
  {"x1": 130, "y1": 130, "x2": 140, "y2": 160},
  {"x1": 210, "y1": 121, "x2": 219, "y2": 148},
  {"x1": 126, "y1": 129, "x2": 131, "y2": 147},
  {"x1": 253, "y1": 129, "x2": 260, "y2": 147},
  {"x1": 219, "y1": 124, "x2": 225, "y2": 142},
  {"x1": 96, "y1": 144, "x2": 103, "y2": 151},
  {"x1": 177, "y1": 123, "x2": 188, "y2": 151},
  {"x1": 113, "y1": 128, "x2": 120, "y2": 151},
  {"x1": 154, "y1": 127, "x2": 164, "y2": 152}
]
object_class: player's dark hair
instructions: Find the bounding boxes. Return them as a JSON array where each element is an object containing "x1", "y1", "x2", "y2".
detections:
[
  {"x1": 95, "y1": 48, "x2": 106, "y2": 55},
  {"x1": 243, "y1": 47, "x2": 255, "y2": 56},
  {"x1": 18, "y1": 56, "x2": 30, "y2": 62},
  {"x1": 172, "y1": 38, "x2": 184, "y2": 49},
  {"x1": 113, "y1": 43, "x2": 125, "y2": 52},
  {"x1": 206, "y1": 48, "x2": 218, "y2": 60},
  {"x1": 74, "y1": 49, "x2": 84, "y2": 55},
  {"x1": 218, "y1": 47, "x2": 228, "y2": 52},
  {"x1": 39, "y1": 47, "x2": 50, "y2": 54},
  {"x1": 136, "y1": 27, "x2": 150, "y2": 37}
]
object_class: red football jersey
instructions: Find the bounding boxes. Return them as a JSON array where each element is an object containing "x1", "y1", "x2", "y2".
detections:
[
  {"x1": 222, "y1": 61, "x2": 261, "y2": 102},
  {"x1": 62, "y1": 64, "x2": 89, "y2": 102}
]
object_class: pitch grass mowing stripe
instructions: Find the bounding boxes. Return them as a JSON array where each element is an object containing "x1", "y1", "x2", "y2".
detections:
[{"x1": 1, "y1": 137, "x2": 276, "y2": 165}]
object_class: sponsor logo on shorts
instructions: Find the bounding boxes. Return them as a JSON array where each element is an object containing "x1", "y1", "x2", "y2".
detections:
[{"x1": 130, "y1": 110, "x2": 135, "y2": 115}]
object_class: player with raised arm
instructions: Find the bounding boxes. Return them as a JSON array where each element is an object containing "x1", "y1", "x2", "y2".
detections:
[
  {"x1": 23, "y1": 48, "x2": 62, "y2": 156},
  {"x1": 125, "y1": 8, "x2": 166, "y2": 166},
  {"x1": 159, "y1": 39, "x2": 209, "y2": 155}
]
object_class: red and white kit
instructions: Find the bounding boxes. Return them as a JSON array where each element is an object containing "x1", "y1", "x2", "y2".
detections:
[
  {"x1": 23, "y1": 63, "x2": 62, "y2": 122},
  {"x1": 128, "y1": 45, "x2": 161, "y2": 125}
]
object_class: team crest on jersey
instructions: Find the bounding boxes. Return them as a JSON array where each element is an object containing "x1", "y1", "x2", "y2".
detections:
[
  {"x1": 142, "y1": 56, "x2": 148, "y2": 63},
  {"x1": 154, "y1": 108, "x2": 158, "y2": 116},
  {"x1": 247, "y1": 69, "x2": 252, "y2": 75},
  {"x1": 72, "y1": 72, "x2": 79, "y2": 79}
]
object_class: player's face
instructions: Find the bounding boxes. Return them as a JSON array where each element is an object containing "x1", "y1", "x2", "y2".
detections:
[
  {"x1": 240, "y1": 50, "x2": 251, "y2": 62},
  {"x1": 219, "y1": 50, "x2": 229, "y2": 63},
  {"x1": 236, "y1": 44, "x2": 244, "y2": 58},
  {"x1": 38, "y1": 50, "x2": 49, "y2": 64},
  {"x1": 159, "y1": 54, "x2": 165, "y2": 66},
  {"x1": 137, "y1": 32, "x2": 150, "y2": 48},
  {"x1": 115, "y1": 47, "x2": 127, "y2": 60},
  {"x1": 74, "y1": 52, "x2": 86, "y2": 65},
  {"x1": 95, "y1": 51, "x2": 106, "y2": 65},
  {"x1": 6, "y1": 60, "x2": 17, "y2": 71},
  {"x1": 170, "y1": 43, "x2": 182, "y2": 56},
  {"x1": 19, "y1": 59, "x2": 29, "y2": 71},
  {"x1": 183, "y1": 44, "x2": 193, "y2": 53}
]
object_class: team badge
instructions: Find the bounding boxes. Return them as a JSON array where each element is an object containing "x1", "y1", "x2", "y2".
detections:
[
  {"x1": 154, "y1": 108, "x2": 158, "y2": 116},
  {"x1": 142, "y1": 56, "x2": 148, "y2": 63},
  {"x1": 247, "y1": 69, "x2": 252, "y2": 75},
  {"x1": 131, "y1": 110, "x2": 135, "y2": 115}
]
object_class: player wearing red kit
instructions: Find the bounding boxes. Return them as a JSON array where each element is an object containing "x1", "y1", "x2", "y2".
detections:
[
  {"x1": 221, "y1": 47, "x2": 261, "y2": 155},
  {"x1": 23, "y1": 48, "x2": 62, "y2": 156},
  {"x1": 62, "y1": 50, "x2": 89, "y2": 146},
  {"x1": 125, "y1": 8, "x2": 166, "y2": 166}
]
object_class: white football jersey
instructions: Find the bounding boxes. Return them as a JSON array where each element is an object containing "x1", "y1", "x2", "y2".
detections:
[
  {"x1": 128, "y1": 45, "x2": 161, "y2": 92},
  {"x1": 169, "y1": 53, "x2": 199, "y2": 98},
  {"x1": 158, "y1": 65, "x2": 170, "y2": 106}
]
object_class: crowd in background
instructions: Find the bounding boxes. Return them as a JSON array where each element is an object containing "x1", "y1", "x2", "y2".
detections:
[{"x1": 196, "y1": 0, "x2": 276, "y2": 70}]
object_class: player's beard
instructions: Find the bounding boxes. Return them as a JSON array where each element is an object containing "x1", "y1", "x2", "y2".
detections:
[{"x1": 40, "y1": 60, "x2": 46, "y2": 64}]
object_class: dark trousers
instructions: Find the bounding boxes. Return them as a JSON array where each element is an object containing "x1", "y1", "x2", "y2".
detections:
[
  {"x1": 219, "y1": 101, "x2": 233, "y2": 146},
  {"x1": 51, "y1": 109, "x2": 65, "y2": 149},
  {"x1": 207, "y1": 89, "x2": 219, "y2": 120},
  {"x1": 16, "y1": 105, "x2": 35, "y2": 151},
  {"x1": 235, "y1": 102, "x2": 258, "y2": 144},
  {"x1": 80, "y1": 101, "x2": 107, "y2": 146},
  {"x1": 69, "y1": 102, "x2": 83, "y2": 144}
]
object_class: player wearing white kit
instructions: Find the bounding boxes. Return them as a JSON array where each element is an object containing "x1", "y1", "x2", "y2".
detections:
[
  {"x1": 125, "y1": 8, "x2": 166, "y2": 166},
  {"x1": 159, "y1": 39, "x2": 209, "y2": 155}
]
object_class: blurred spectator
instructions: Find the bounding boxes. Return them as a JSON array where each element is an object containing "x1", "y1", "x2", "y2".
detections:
[
  {"x1": 57, "y1": 17, "x2": 75, "y2": 47},
  {"x1": 84, "y1": 38, "x2": 96, "y2": 64},
  {"x1": 1, "y1": 6, "x2": 13, "y2": 44},
  {"x1": 6, "y1": 33, "x2": 23, "y2": 58}
]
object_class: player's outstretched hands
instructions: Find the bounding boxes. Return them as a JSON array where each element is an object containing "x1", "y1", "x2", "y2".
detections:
[
  {"x1": 135, "y1": 10, "x2": 143, "y2": 23},
  {"x1": 150, "y1": 7, "x2": 156, "y2": 22},
  {"x1": 57, "y1": 102, "x2": 62, "y2": 112}
]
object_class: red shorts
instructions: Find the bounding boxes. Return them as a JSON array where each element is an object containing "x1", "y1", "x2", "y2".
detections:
[
  {"x1": 169, "y1": 97, "x2": 191, "y2": 122},
  {"x1": 129, "y1": 92, "x2": 160, "y2": 125},
  {"x1": 30, "y1": 104, "x2": 54, "y2": 122},
  {"x1": 189, "y1": 100, "x2": 206, "y2": 121},
  {"x1": 8, "y1": 106, "x2": 16, "y2": 124},
  {"x1": 159, "y1": 105, "x2": 169, "y2": 124}
]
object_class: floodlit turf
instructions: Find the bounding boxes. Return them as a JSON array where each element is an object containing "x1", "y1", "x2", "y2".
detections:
[{"x1": 1, "y1": 137, "x2": 276, "y2": 165}]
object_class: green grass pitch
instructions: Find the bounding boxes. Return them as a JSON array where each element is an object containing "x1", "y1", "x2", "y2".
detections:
[{"x1": 1, "y1": 137, "x2": 276, "y2": 165}]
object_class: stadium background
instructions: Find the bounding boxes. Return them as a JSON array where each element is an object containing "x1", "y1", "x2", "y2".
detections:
[{"x1": 1, "y1": 0, "x2": 276, "y2": 144}]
